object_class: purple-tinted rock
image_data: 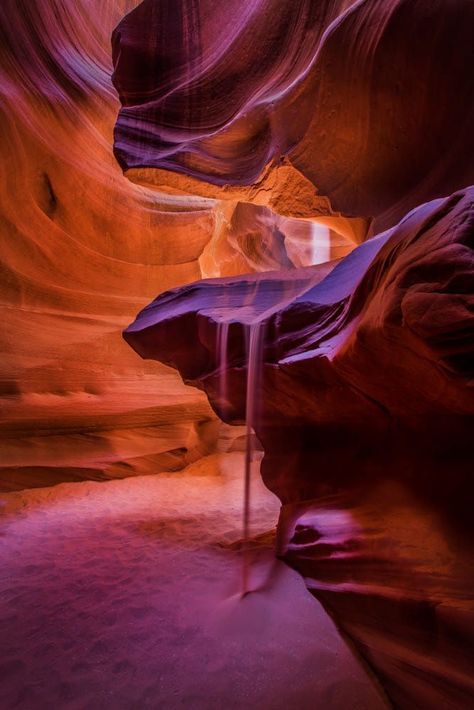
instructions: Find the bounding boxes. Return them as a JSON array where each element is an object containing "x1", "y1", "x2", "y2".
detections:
[{"x1": 113, "y1": 0, "x2": 474, "y2": 229}]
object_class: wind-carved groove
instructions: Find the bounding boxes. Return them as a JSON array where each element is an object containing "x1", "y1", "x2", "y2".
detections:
[{"x1": 41, "y1": 172, "x2": 58, "y2": 216}]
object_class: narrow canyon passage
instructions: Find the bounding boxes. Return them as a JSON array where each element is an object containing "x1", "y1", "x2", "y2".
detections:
[
  {"x1": 0, "y1": 453, "x2": 388, "y2": 709},
  {"x1": 1, "y1": 0, "x2": 472, "y2": 707}
]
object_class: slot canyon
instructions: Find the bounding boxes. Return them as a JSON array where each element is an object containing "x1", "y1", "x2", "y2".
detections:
[{"x1": 1, "y1": 1, "x2": 473, "y2": 708}]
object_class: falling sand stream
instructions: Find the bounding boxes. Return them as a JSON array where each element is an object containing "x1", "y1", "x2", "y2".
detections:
[
  {"x1": 242, "y1": 322, "x2": 265, "y2": 595},
  {"x1": 215, "y1": 273, "x2": 317, "y2": 595},
  {"x1": 217, "y1": 319, "x2": 265, "y2": 595}
]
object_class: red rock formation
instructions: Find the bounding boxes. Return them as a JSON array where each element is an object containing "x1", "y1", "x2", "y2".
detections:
[
  {"x1": 289, "y1": 0, "x2": 474, "y2": 229},
  {"x1": 0, "y1": 0, "x2": 222, "y2": 490},
  {"x1": 124, "y1": 188, "x2": 474, "y2": 501},
  {"x1": 112, "y1": 0, "x2": 355, "y2": 184},
  {"x1": 113, "y1": 0, "x2": 474, "y2": 709},
  {"x1": 1, "y1": 0, "x2": 361, "y2": 490},
  {"x1": 2, "y1": 0, "x2": 472, "y2": 704},
  {"x1": 123, "y1": 187, "x2": 474, "y2": 707},
  {"x1": 113, "y1": 3, "x2": 474, "y2": 703}
]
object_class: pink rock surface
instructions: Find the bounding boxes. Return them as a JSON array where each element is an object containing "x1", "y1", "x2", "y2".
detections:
[
  {"x1": 112, "y1": 0, "x2": 353, "y2": 184},
  {"x1": 124, "y1": 188, "x2": 473, "y2": 441}
]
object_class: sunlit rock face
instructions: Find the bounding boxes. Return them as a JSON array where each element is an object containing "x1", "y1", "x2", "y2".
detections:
[
  {"x1": 0, "y1": 0, "x2": 218, "y2": 490},
  {"x1": 123, "y1": 187, "x2": 474, "y2": 708},
  {"x1": 0, "y1": 0, "x2": 368, "y2": 490}
]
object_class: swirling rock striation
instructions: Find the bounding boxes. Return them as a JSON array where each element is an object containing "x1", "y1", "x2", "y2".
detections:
[
  {"x1": 113, "y1": 0, "x2": 474, "y2": 230},
  {"x1": 0, "y1": 0, "x2": 223, "y2": 490},
  {"x1": 112, "y1": 0, "x2": 352, "y2": 184},
  {"x1": 1, "y1": 0, "x2": 356, "y2": 490}
]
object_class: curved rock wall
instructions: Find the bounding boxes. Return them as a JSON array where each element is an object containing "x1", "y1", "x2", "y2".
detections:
[
  {"x1": 2, "y1": 0, "x2": 473, "y2": 705},
  {"x1": 0, "y1": 0, "x2": 367, "y2": 490},
  {"x1": 113, "y1": 0, "x2": 474, "y2": 231},
  {"x1": 123, "y1": 188, "x2": 474, "y2": 505},
  {"x1": 113, "y1": 0, "x2": 474, "y2": 704},
  {"x1": 0, "y1": 0, "x2": 216, "y2": 489},
  {"x1": 112, "y1": 6, "x2": 474, "y2": 704},
  {"x1": 114, "y1": 3, "x2": 473, "y2": 704}
]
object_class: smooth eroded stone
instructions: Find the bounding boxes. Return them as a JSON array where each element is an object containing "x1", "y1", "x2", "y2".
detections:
[{"x1": 113, "y1": 0, "x2": 474, "y2": 229}]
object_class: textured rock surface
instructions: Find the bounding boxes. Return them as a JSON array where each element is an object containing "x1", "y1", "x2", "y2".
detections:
[
  {"x1": 113, "y1": 0, "x2": 474, "y2": 230},
  {"x1": 0, "y1": 0, "x2": 362, "y2": 490},
  {"x1": 0, "y1": 0, "x2": 214, "y2": 490},
  {"x1": 2, "y1": 0, "x2": 473, "y2": 705},
  {"x1": 124, "y1": 188, "x2": 473, "y2": 465},
  {"x1": 114, "y1": 2, "x2": 474, "y2": 707},
  {"x1": 112, "y1": 0, "x2": 354, "y2": 183},
  {"x1": 123, "y1": 188, "x2": 474, "y2": 707}
]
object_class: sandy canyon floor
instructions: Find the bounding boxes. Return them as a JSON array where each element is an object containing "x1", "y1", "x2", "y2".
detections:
[{"x1": 0, "y1": 453, "x2": 388, "y2": 709}]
